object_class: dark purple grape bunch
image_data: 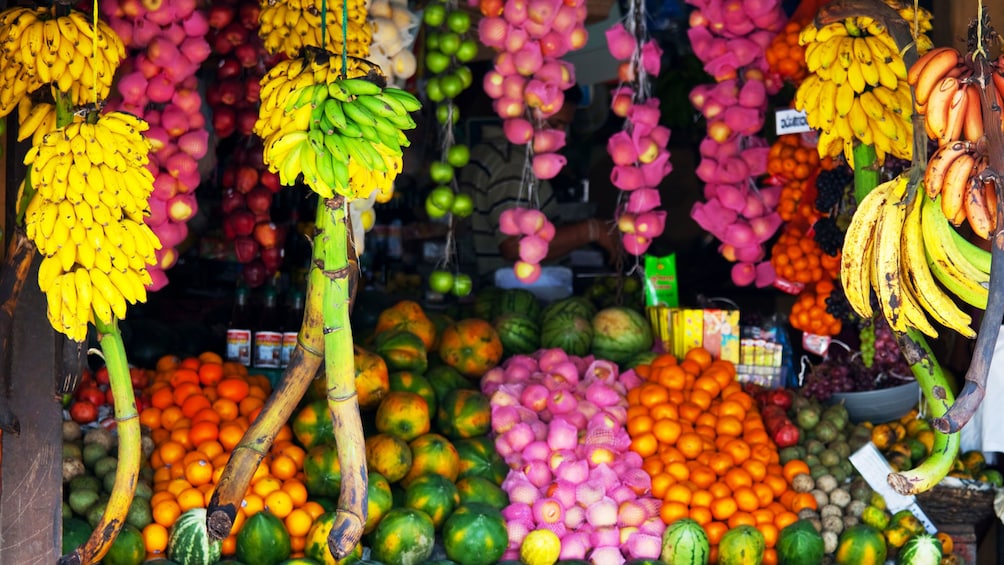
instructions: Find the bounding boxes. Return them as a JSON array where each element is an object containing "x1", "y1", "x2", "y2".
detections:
[{"x1": 815, "y1": 166, "x2": 854, "y2": 212}]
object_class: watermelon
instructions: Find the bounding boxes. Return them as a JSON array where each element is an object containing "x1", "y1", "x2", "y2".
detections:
[
  {"x1": 236, "y1": 510, "x2": 291, "y2": 565},
  {"x1": 436, "y1": 389, "x2": 492, "y2": 439},
  {"x1": 167, "y1": 508, "x2": 223, "y2": 565},
  {"x1": 495, "y1": 288, "x2": 541, "y2": 321},
  {"x1": 897, "y1": 533, "x2": 943, "y2": 565},
  {"x1": 660, "y1": 518, "x2": 710, "y2": 565},
  {"x1": 540, "y1": 313, "x2": 593, "y2": 356},
  {"x1": 369, "y1": 507, "x2": 436, "y2": 565},
  {"x1": 389, "y1": 371, "x2": 438, "y2": 416},
  {"x1": 591, "y1": 306, "x2": 653, "y2": 363},
  {"x1": 493, "y1": 313, "x2": 540, "y2": 355},
  {"x1": 104, "y1": 524, "x2": 146, "y2": 565},
  {"x1": 540, "y1": 296, "x2": 596, "y2": 322},
  {"x1": 776, "y1": 519, "x2": 824, "y2": 565},
  {"x1": 403, "y1": 473, "x2": 461, "y2": 529},
  {"x1": 304, "y1": 443, "x2": 342, "y2": 498},
  {"x1": 441, "y1": 503, "x2": 509, "y2": 565},
  {"x1": 454, "y1": 436, "x2": 508, "y2": 485},
  {"x1": 455, "y1": 476, "x2": 509, "y2": 510},
  {"x1": 472, "y1": 287, "x2": 504, "y2": 321},
  {"x1": 62, "y1": 517, "x2": 91, "y2": 555},
  {"x1": 718, "y1": 525, "x2": 765, "y2": 565},
  {"x1": 835, "y1": 524, "x2": 887, "y2": 565}
]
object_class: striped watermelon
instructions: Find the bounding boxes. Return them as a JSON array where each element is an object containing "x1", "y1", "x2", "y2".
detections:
[
  {"x1": 660, "y1": 518, "x2": 710, "y2": 565},
  {"x1": 540, "y1": 296, "x2": 596, "y2": 322},
  {"x1": 495, "y1": 289, "x2": 541, "y2": 321},
  {"x1": 591, "y1": 306, "x2": 653, "y2": 363},
  {"x1": 540, "y1": 313, "x2": 593, "y2": 356},
  {"x1": 493, "y1": 313, "x2": 540, "y2": 356},
  {"x1": 897, "y1": 533, "x2": 943, "y2": 565},
  {"x1": 167, "y1": 508, "x2": 223, "y2": 565},
  {"x1": 718, "y1": 525, "x2": 765, "y2": 565}
]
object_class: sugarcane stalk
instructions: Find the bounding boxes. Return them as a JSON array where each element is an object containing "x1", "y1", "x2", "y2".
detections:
[
  {"x1": 59, "y1": 317, "x2": 140, "y2": 565},
  {"x1": 206, "y1": 245, "x2": 327, "y2": 540},
  {"x1": 321, "y1": 195, "x2": 366, "y2": 558},
  {"x1": 888, "y1": 329, "x2": 960, "y2": 494},
  {"x1": 932, "y1": 13, "x2": 1004, "y2": 434}
]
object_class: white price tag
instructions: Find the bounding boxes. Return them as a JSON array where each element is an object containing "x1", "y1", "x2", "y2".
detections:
[
  {"x1": 849, "y1": 442, "x2": 938, "y2": 534},
  {"x1": 775, "y1": 108, "x2": 812, "y2": 135}
]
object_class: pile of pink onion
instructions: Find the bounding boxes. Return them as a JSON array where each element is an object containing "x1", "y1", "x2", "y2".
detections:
[
  {"x1": 604, "y1": 19, "x2": 670, "y2": 256},
  {"x1": 685, "y1": 0, "x2": 787, "y2": 287},
  {"x1": 482, "y1": 349, "x2": 665, "y2": 563},
  {"x1": 102, "y1": 0, "x2": 212, "y2": 290}
]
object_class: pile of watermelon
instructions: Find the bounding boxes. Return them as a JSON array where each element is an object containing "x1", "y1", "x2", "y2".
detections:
[
  {"x1": 476, "y1": 287, "x2": 655, "y2": 365},
  {"x1": 294, "y1": 300, "x2": 512, "y2": 565}
]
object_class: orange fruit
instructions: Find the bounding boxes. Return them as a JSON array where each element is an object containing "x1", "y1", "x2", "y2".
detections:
[
  {"x1": 630, "y1": 432, "x2": 658, "y2": 458},
  {"x1": 282, "y1": 479, "x2": 309, "y2": 507},
  {"x1": 660, "y1": 501, "x2": 689, "y2": 524},
  {"x1": 181, "y1": 394, "x2": 211, "y2": 419},
  {"x1": 219, "y1": 422, "x2": 247, "y2": 451},
  {"x1": 374, "y1": 391, "x2": 431, "y2": 442},
  {"x1": 677, "y1": 432, "x2": 704, "y2": 459},
  {"x1": 285, "y1": 508, "x2": 314, "y2": 538},
  {"x1": 142, "y1": 522, "x2": 170, "y2": 555},
  {"x1": 724, "y1": 468, "x2": 754, "y2": 490},
  {"x1": 733, "y1": 486, "x2": 760, "y2": 512},
  {"x1": 153, "y1": 499, "x2": 182, "y2": 528},
  {"x1": 705, "y1": 521, "x2": 729, "y2": 545},
  {"x1": 264, "y1": 489, "x2": 294, "y2": 519},
  {"x1": 653, "y1": 419, "x2": 682, "y2": 445},
  {"x1": 158, "y1": 441, "x2": 186, "y2": 466},
  {"x1": 728, "y1": 511, "x2": 757, "y2": 529},
  {"x1": 212, "y1": 398, "x2": 240, "y2": 421},
  {"x1": 782, "y1": 460, "x2": 811, "y2": 483},
  {"x1": 684, "y1": 347, "x2": 713, "y2": 371},
  {"x1": 185, "y1": 459, "x2": 214, "y2": 487},
  {"x1": 270, "y1": 454, "x2": 299, "y2": 481},
  {"x1": 198, "y1": 363, "x2": 224, "y2": 386},
  {"x1": 156, "y1": 355, "x2": 181, "y2": 372},
  {"x1": 160, "y1": 406, "x2": 185, "y2": 431},
  {"x1": 217, "y1": 378, "x2": 250, "y2": 403},
  {"x1": 188, "y1": 421, "x2": 219, "y2": 448}
]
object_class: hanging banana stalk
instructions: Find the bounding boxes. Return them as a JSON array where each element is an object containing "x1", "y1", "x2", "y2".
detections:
[
  {"x1": 890, "y1": 330, "x2": 960, "y2": 494},
  {"x1": 933, "y1": 12, "x2": 1004, "y2": 434},
  {"x1": 207, "y1": 228, "x2": 328, "y2": 540},
  {"x1": 320, "y1": 195, "x2": 366, "y2": 557},
  {"x1": 60, "y1": 318, "x2": 141, "y2": 565}
]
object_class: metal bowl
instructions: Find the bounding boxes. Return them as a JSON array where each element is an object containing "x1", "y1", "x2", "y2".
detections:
[{"x1": 829, "y1": 380, "x2": 921, "y2": 424}]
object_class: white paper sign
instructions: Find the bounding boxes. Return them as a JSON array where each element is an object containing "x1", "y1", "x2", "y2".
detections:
[
  {"x1": 775, "y1": 108, "x2": 812, "y2": 135},
  {"x1": 849, "y1": 442, "x2": 938, "y2": 534}
]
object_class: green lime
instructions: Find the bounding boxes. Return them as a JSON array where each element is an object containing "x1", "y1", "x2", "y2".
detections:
[
  {"x1": 446, "y1": 144, "x2": 470, "y2": 168},
  {"x1": 423, "y1": 4, "x2": 446, "y2": 26},
  {"x1": 438, "y1": 32, "x2": 461, "y2": 56},
  {"x1": 429, "y1": 161, "x2": 454, "y2": 184},
  {"x1": 450, "y1": 193, "x2": 473, "y2": 217},
  {"x1": 425, "y1": 50, "x2": 451, "y2": 74},
  {"x1": 425, "y1": 77, "x2": 445, "y2": 102},
  {"x1": 429, "y1": 270, "x2": 456, "y2": 294},
  {"x1": 439, "y1": 74, "x2": 464, "y2": 99},
  {"x1": 456, "y1": 38, "x2": 479, "y2": 62},
  {"x1": 451, "y1": 273, "x2": 473, "y2": 297},
  {"x1": 446, "y1": 11, "x2": 471, "y2": 33},
  {"x1": 436, "y1": 104, "x2": 459, "y2": 125}
]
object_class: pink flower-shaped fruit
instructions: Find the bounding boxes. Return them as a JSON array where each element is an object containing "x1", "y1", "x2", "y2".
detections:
[
  {"x1": 604, "y1": 23, "x2": 635, "y2": 60},
  {"x1": 533, "y1": 128, "x2": 566, "y2": 153},
  {"x1": 622, "y1": 233, "x2": 652, "y2": 256},
  {"x1": 499, "y1": 207, "x2": 525, "y2": 235},
  {"x1": 625, "y1": 187, "x2": 661, "y2": 214},
  {"x1": 515, "y1": 260, "x2": 542, "y2": 283},
  {"x1": 611, "y1": 165, "x2": 644, "y2": 191},
  {"x1": 607, "y1": 131, "x2": 637, "y2": 166},
  {"x1": 532, "y1": 152, "x2": 567, "y2": 179},
  {"x1": 640, "y1": 39, "x2": 662, "y2": 75},
  {"x1": 504, "y1": 118, "x2": 535, "y2": 145}
]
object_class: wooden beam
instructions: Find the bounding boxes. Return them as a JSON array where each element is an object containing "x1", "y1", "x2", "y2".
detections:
[{"x1": 932, "y1": 0, "x2": 1004, "y2": 52}]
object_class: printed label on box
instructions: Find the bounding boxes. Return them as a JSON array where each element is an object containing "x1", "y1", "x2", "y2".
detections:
[{"x1": 776, "y1": 108, "x2": 812, "y2": 135}]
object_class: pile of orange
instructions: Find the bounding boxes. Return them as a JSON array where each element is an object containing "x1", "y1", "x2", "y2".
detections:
[
  {"x1": 788, "y1": 279, "x2": 843, "y2": 337},
  {"x1": 765, "y1": 20, "x2": 809, "y2": 83},
  {"x1": 140, "y1": 352, "x2": 323, "y2": 560},
  {"x1": 629, "y1": 348, "x2": 817, "y2": 565},
  {"x1": 768, "y1": 136, "x2": 824, "y2": 224},
  {"x1": 769, "y1": 223, "x2": 841, "y2": 286}
]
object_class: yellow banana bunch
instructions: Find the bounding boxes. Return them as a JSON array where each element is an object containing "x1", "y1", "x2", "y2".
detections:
[
  {"x1": 258, "y1": 0, "x2": 372, "y2": 58},
  {"x1": 841, "y1": 174, "x2": 987, "y2": 340},
  {"x1": 22, "y1": 111, "x2": 161, "y2": 341},
  {"x1": 255, "y1": 53, "x2": 420, "y2": 203},
  {"x1": 796, "y1": 11, "x2": 932, "y2": 165},
  {"x1": 0, "y1": 7, "x2": 125, "y2": 116},
  {"x1": 17, "y1": 99, "x2": 57, "y2": 147}
]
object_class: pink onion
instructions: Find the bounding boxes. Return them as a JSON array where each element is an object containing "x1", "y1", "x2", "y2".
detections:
[
  {"x1": 590, "y1": 522, "x2": 621, "y2": 543},
  {"x1": 520, "y1": 383, "x2": 549, "y2": 411},
  {"x1": 502, "y1": 501, "x2": 534, "y2": 523},
  {"x1": 532, "y1": 497, "x2": 565, "y2": 525},
  {"x1": 536, "y1": 348, "x2": 568, "y2": 372},
  {"x1": 491, "y1": 404, "x2": 521, "y2": 433},
  {"x1": 639, "y1": 516, "x2": 667, "y2": 537},
  {"x1": 605, "y1": 22, "x2": 635, "y2": 60},
  {"x1": 524, "y1": 459, "x2": 553, "y2": 488},
  {"x1": 626, "y1": 532, "x2": 663, "y2": 559},
  {"x1": 617, "y1": 500, "x2": 649, "y2": 527},
  {"x1": 547, "y1": 479, "x2": 577, "y2": 509},
  {"x1": 505, "y1": 422, "x2": 537, "y2": 452},
  {"x1": 609, "y1": 484, "x2": 638, "y2": 504},
  {"x1": 584, "y1": 382, "x2": 619, "y2": 407},
  {"x1": 507, "y1": 480, "x2": 541, "y2": 505},
  {"x1": 547, "y1": 448, "x2": 575, "y2": 472},
  {"x1": 547, "y1": 417, "x2": 579, "y2": 451},
  {"x1": 555, "y1": 458, "x2": 589, "y2": 483},
  {"x1": 506, "y1": 519, "x2": 533, "y2": 547},
  {"x1": 558, "y1": 532, "x2": 591, "y2": 560},
  {"x1": 575, "y1": 479, "x2": 605, "y2": 506},
  {"x1": 546, "y1": 389, "x2": 577, "y2": 415},
  {"x1": 564, "y1": 504, "x2": 586, "y2": 528},
  {"x1": 522, "y1": 439, "x2": 551, "y2": 462}
]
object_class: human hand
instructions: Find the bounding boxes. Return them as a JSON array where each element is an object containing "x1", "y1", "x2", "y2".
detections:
[{"x1": 590, "y1": 219, "x2": 623, "y2": 266}]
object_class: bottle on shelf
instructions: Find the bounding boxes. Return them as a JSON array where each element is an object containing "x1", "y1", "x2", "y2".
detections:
[
  {"x1": 226, "y1": 283, "x2": 253, "y2": 366},
  {"x1": 253, "y1": 286, "x2": 283, "y2": 369},
  {"x1": 280, "y1": 288, "x2": 306, "y2": 369}
]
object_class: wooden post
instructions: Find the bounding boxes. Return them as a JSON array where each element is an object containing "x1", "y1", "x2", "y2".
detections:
[{"x1": 0, "y1": 260, "x2": 61, "y2": 564}]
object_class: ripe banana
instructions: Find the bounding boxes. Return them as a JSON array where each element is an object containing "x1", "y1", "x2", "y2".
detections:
[
  {"x1": 922, "y1": 194, "x2": 990, "y2": 310},
  {"x1": 841, "y1": 177, "x2": 895, "y2": 318}
]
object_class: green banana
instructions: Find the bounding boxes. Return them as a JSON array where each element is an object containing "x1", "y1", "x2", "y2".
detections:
[
  {"x1": 382, "y1": 87, "x2": 421, "y2": 112},
  {"x1": 341, "y1": 100, "x2": 377, "y2": 127},
  {"x1": 323, "y1": 98, "x2": 348, "y2": 130},
  {"x1": 338, "y1": 77, "x2": 382, "y2": 96}
]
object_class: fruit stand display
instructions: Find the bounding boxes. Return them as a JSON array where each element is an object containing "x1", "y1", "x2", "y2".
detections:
[{"x1": 4, "y1": 0, "x2": 1004, "y2": 563}]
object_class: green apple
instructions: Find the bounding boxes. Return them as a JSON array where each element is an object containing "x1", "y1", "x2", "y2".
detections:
[
  {"x1": 450, "y1": 193, "x2": 473, "y2": 217},
  {"x1": 428, "y1": 185, "x2": 456, "y2": 210},
  {"x1": 439, "y1": 74, "x2": 464, "y2": 99},
  {"x1": 425, "y1": 197, "x2": 449, "y2": 219},
  {"x1": 451, "y1": 273, "x2": 473, "y2": 296},
  {"x1": 425, "y1": 50, "x2": 451, "y2": 74},
  {"x1": 436, "y1": 104, "x2": 460, "y2": 125},
  {"x1": 423, "y1": 4, "x2": 446, "y2": 26},
  {"x1": 429, "y1": 270, "x2": 455, "y2": 294},
  {"x1": 454, "y1": 65, "x2": 473, "y2": 89},
  {"x1": 455, "y1": 39, "x2": 479, "y2": 63},
  {"x1": 446, "y1": 144, "x2": 470, "y2": 168},
  {"x1": 446, "y1": 11, "x2": 471, "y2": 34},
  {"x1": 438, "y1": 32, "x2": 461, "y2": 56},
  {"x1": 425, "y1": 77, "x2": 445, "y2": 102},
  {"x1": 425, "y1": 31, "x2": 441, "y2": 51},
  {"x1": 429, "y1": 161, "x2": 454, "y2": 184}
]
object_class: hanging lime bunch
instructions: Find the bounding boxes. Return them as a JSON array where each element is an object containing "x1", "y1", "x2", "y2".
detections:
[{"x1": 423, "y1": 0, "x2": 480, "y2": 298}]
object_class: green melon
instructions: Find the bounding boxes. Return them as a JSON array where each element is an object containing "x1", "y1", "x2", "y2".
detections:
[
  {"x1": 103, "y1": 523, "x2": 146, "y2": 565},
  {"x1": 167, "y1": 508, "x2": 222, "y2": 565},
  {"x1": 426, "y1": 365, "x2": 474, "y2": 407},
  {"x1": 454, "y1": 436, "x2": 508, "y2": 485},
  {"x1": 591, "y1": 307, "x2": 653, "y2": 363},
  {"x1": 403, "y1": 473, "x2": 461, "y2": 529},
  {"x1": 776, "y1": 519, "x2": 824, "y2": 565},
  {"x1": 493, "y1": 313, "x2": 540, "y2": 356},
  {"x1": 540, "y1": 313, "x2": 593, "y2": 357},
  {"x1": 455, "y1": 476, "x2": 509, "y2": 510},
  {"x1": 718, "y1": 525, "x2": 765, "y2": 565},
  {"x1": 235, "y1": 510, "x2": 291, "y2": 565},
  {"x1": 540, "y1": 296, "x2": 596, "y2": 323},
  {"x1": 369, "y1": 507, "x2": 436, "y2": 565},
  {"x1": 441, "y1": 503, "x2": 508, "y2": 565},
  {"x1": 495, "y1": 288, "x2": 541, "y2": 321},
  {"x1": 835, "y1": 524, "x2": 888, "y2": 565},
  {"x1": 436, "y1": 389, "x2": 491, "y2": 439},
  {"x1": 660, "y1": 518, "x2": 710, "y2": 565},
  {"x1": 389, "y1": 371, "x2": 438, "y2": 417}
]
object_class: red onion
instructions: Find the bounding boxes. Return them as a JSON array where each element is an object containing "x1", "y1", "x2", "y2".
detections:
[
  {"x1": 617, "y1": 499, "x2": 648, "y2": 527},
  {"x1": 590, "y1": 522, "x2": 620, "y2": 543},
  {"x1": 522, "y1": 440, "x2": 552, "y2": 462},
  {"x1": 558, "y1": 532, "x2": 590, "y2": 560},
  {"x1": 554, "y1": 458, "x2": 588, "y2": 483},
  {"x1": 563, "y1": 504, "x2": 585, "y2": 529},
  {"x1": 504, "y1": 422, "x2": 536, "y2": 451},
  {"x1": 546, "y1": 479, "x2": 577, "y2": 509},
  {"x1": 546, "y1": 417, "x2": 578, "y2": 451},
  {"x1": 524, "y1": 459, "x2": 553, "y2": 488},
  {"x1": 520, "y1": 383, "x2": 550, "y2": 411},
  {"x1": 626, "y1": 532, "x2": 663, "y2": 560}
]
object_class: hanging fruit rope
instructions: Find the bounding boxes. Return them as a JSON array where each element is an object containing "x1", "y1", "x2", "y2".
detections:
[{"x1": 604, "y1": 0, "x2": 672, "y2": 257}]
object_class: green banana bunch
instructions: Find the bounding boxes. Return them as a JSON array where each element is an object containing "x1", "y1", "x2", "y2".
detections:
[
  {"x1": 796, "y1": 13, "x2": 928, "y2": 165},
  {"x1": 22, "y1": 111, "x2": 161, "y2": 341},
  {"x1": 256, "y1": 54, "x2": 420, "y2": 202},
  {"x1": 841, "y1": 173, "x2": 988, "y2": 340},
  {"x1": 0, "y1": 7, "x2": 125, "y2": 117}
]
